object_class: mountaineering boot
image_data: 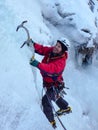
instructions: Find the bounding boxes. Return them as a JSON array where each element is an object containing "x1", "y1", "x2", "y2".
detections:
[
  {"x1": 56, "y1": 106, "x2": 72, "y2": 116},
  {"x1": 50, "y1": 120, "x2": 57, "y2": 129}
]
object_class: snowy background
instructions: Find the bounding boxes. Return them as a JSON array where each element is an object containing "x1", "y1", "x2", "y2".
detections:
[{"x1": 0, "y1": 0, "x2": 98, "y2": 130}]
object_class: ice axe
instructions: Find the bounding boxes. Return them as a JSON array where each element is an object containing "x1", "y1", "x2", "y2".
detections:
[
  {"x1": 16, "y1": 20, "x2": 32, "y2": 48},
  {"x1": 16, "y1": 20, "x2": 35, "y2": 58}
]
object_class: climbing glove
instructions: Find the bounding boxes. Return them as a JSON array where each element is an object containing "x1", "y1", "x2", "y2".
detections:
[{"x1": 30, "y1": 58, "x2": 39, "y2": 67}]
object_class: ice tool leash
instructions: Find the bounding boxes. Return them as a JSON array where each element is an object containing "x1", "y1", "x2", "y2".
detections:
[{"x1": 16, "y1": 21, "x2": 41, "y2": 101}]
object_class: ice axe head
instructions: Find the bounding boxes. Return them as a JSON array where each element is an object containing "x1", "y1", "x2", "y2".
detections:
[{"x1": 16, "y1": 20, "x2": 28, "y2": 31}]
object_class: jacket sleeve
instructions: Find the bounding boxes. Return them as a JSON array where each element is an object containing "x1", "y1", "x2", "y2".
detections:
[
  {"x1": 38, "y1": 57, "x2": 67, "y2": 75},
  {"x1": 34, "y1": 43, "x2": 53, "y2": 55}
]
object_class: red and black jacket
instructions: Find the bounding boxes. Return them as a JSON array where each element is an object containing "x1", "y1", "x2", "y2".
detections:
[{"x1": 34, "y1": 43, "x2": 68, "y2": 87}]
